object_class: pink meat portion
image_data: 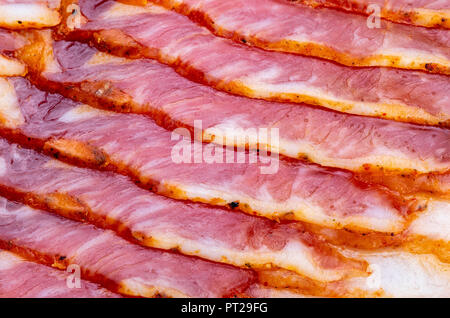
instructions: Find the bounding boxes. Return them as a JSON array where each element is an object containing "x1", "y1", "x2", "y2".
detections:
[
  {"x1": 152, "y1": 0, "x2": 449, "y2": 61},
  {"x1": 0, "y1": 121, "x2": 364, "y2": 279},
  {"x1": 59, "y1": 0, "x2": 450, "y2": 123},
  {"x1": 0, "y1": 250, "x2": 119, "y2": 298},
  {"x1": 42, "y1": 41, "x2": 450, "y2": 172},
  {"x1": 0, "y1": 192, "x2": 255, "y2": 297},
  {"x1": 1, "y1": 77, "x2": 413, "y2": 233}
]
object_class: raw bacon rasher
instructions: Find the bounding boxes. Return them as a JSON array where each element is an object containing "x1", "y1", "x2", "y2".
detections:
[{"x1": 52, "y1": 1, "x2": 450, "y2": 126}]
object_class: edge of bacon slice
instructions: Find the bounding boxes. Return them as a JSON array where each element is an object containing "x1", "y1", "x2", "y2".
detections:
[
  {"x1": 0, "y1": 0, "x2": 61, "y2": 29},
  {"x1": 0, "y1": 76, "x2": 419, "y2": 233},
  {"x1": 303, "y1": 197, "x2": 450, "y2": 265},
  {"x1": 0, "y1": 135, "x2": 368, "y2": 283},
  {"x1": 14, "y1": 35, "x2": 450, "y2": 180},
  {"x1": 289, "y1": 0, "x2": 450, "y2": 29},
  {"x1": 53, "y1": 1, "x2": 450, "y2": 126},
  {"x1": 0, "y1": 249, "x2": 119, "y2": 298},
  {"x1": 260, "y1": 249, "x2": 450, "y2": 297},
  {"x1": 0, "y1": 29, "x2": 26, "y2": 76},
  {"x1": 149, "y1": 0, "x2": 450, "y2": 75},
  {"x1": 0, "y1": 196, "x2": 257, "y2": 297}
]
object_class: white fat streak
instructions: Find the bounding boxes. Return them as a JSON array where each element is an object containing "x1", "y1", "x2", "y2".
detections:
[
  {"x1": 204, "y1": 119, "x2": 445, "y2": 173},
  {"x1": 43, "y1": 158, "x2": 77, "y2": 170},
  {"x1": 247, "y1": 285, "x2": 309, "y2": 298},
  {"x1": 86, "y1": 52, "x2": 129, "y2": 66},
  {"x1": 0, "y1": 55, "x2": 26, "y2": 76},
  {"x1": 118, "y1": 278, "x2": 188, "y2": 298},
  {"x1": 0, "y1": 157, "x2": 6, "y2": 177},
  {"x1": 103, "y1": 2, "x2": 167, "y2": 19},
  {"x1": 59, "y1": 104, "x2": 111, "y2": 123},
  {"x1": 0, "y1": 3, "x2": 60, "y2": 27},
  {"x1": 241, "y1": 72, "x2": 438, "y2": 124},
  {"x1": 39, "y1": 30, "x2": 61, "y2": 74},
  {"x1": 0, "y1": 250, "x2": 22, "y2": 271},
  {"x1": 171, "y1": 181, "x2": 403, "y2": 233},
  {"x1": 377, "y1": 48, "x2": 449, "y2": 70},
  {"x1": 72, "y1": 232, "x2": 113, "y2": 258},
  {"x1": 409, "y1": 200, "x2": 450, "y2": 241},
  {"x1": 0, "y1": 78, "x2": 24, "y2": 128},
  {"x1": 344, "y1": 250, "x2": 450, "y2": 297}
]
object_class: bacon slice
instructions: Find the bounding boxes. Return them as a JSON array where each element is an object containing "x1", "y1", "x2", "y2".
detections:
[
  {"x1": 0, "y1": 29, "x2": 26, "y2": 76},
  {"x1": 15, "y1": 37, "x2": 450, "y2": 180},
  {"x1": 260, "y1": 249, "x2": 450, "y2": 297},
  {"x1": 0, "y1": 77, "x2": 418, "y2": 233},
  {"x1": 0, "y1": 135, "x2": 367, "y2": 282},
  {"x1": 303, "y1": 197, "x2": 450, "y2": 264},
  {"x1": 289, "y1": 0, "x2": 450, "y2": 29},
  {"x1": 149, "y1": 0, "x2": 450, "y2": 75},
  {"x1": 0, "y1": 249, "x2": 119, "y2": 297},
  {"x1": 53, "y1": 1, "x2": 450, "y2": 126},
  {"x1": 0, "y1": 196, "x2": 256, "y2": 297},
  {"x1": 0, "y1": 144, "x2": 446, "y2": 297},
  {"x1": 0, "y1": 0, "x2": 61, "y2": 29}
]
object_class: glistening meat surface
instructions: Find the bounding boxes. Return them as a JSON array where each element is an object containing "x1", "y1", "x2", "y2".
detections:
[{"x1": 0, "y1": 0, "x2": 61, "y2": 29}]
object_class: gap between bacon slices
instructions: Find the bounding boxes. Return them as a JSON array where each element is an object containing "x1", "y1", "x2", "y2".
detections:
[
  {"x1": 0, "y1": 76, "x2": 429, "y2": 233},
  {"x1": 53, "y1": 0, "x2": 450, "y2": 126},
  {"x1": 0, "y1": 0, "x2": 61, "y2": 29},
  {"x1": 0, "y1": 249, "x2": 120, "y2": 297},
  {"x1": 0, "y1": 195, "x2": 258, "y2": 298},
  {"x1": 287, "y1": 0, "x2": 450, "y2": 29},
  {"x1": 0, "y1": 135, "x2": 370, "y2": 283},
  {"x1": 138, "y1": 0, "x2": 450, "y2": 75},
  {"x1": 0, "y1": 195, "x2": 449, "y2": 297},
  {"x1": 14, "y1": 32, "x2": 450, "y2": 197}
]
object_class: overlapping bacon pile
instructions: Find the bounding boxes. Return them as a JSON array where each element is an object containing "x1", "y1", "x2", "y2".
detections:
[{"x1": 0, "y1": 0, "x2": 448, "y2": 298}]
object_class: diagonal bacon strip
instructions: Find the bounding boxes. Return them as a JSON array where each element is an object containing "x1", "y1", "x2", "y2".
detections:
[
  {"x1": 148, "y1": 0, "x2": 450, "y2": 75},
  {"x1": 0, "y1": 195, "x2": 257, "y2": 297},
  {"x1": 0, "y1": 0, "x2": 61, "y2": 29},
  {"x1": 52, "y1": 0, "x2": 450, "y2": 126},
  {"x1": 0, "y1": 249, "x2": 120, "y2": 297},
  {"x1": 14, "y1": 36, "x2": 450, "y2": 179},
  {"x1": 0, "y1": 135, "x2": 368, "y2": 282},
  {"x1": 0, "y1": 76, "x2": 418, "y2": 233},
  {"x1": 288, "y1": 0, "x2": 450, "y2": 29},
  {"x1": 0, "y1": 142, "x2": 447, "y2": 297}
]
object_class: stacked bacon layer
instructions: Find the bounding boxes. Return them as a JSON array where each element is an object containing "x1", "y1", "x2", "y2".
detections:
[{"x1": 0, "y1": 0, "x2": 448, "y2": 298}]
